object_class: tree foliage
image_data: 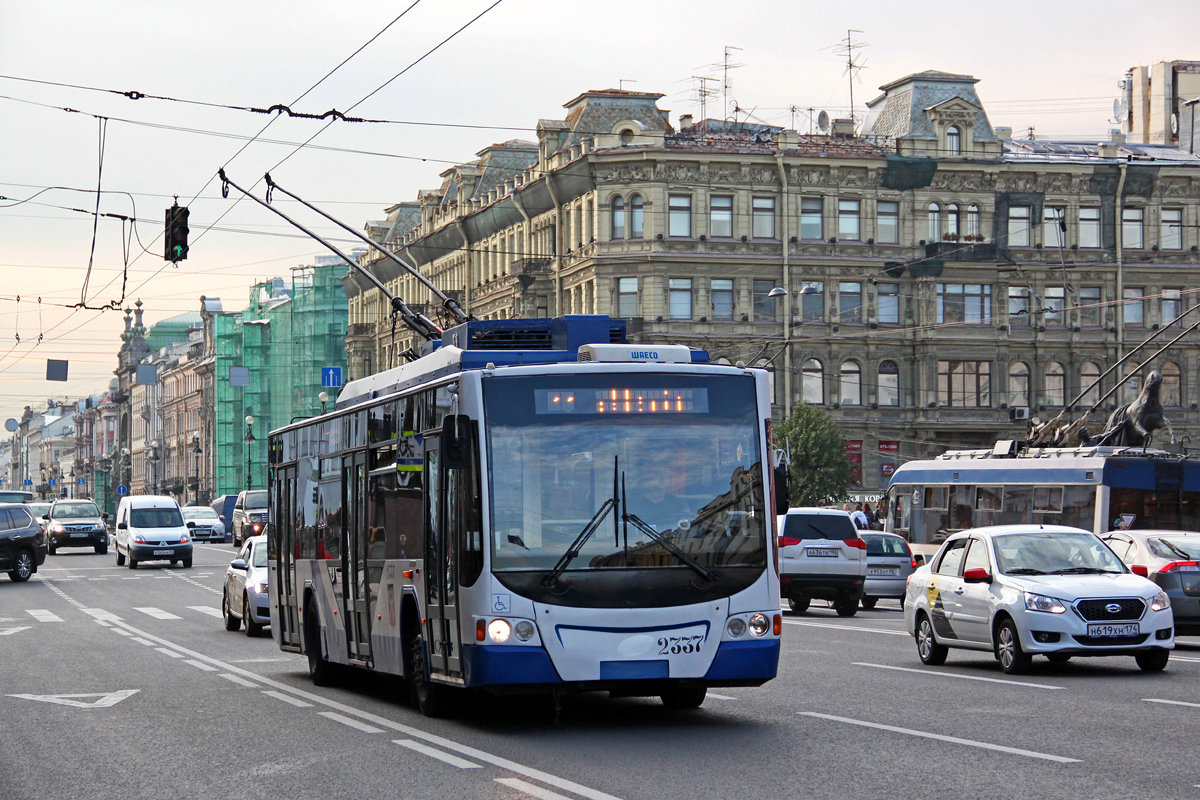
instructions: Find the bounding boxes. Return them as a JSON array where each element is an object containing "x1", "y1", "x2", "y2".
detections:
[{"x1": 775, "y1": 403, "x2": 853, "y2": 508}]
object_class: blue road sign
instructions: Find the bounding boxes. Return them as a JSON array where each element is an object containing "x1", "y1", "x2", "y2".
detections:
[
  {"x1": 23, "y1": 479, "x2": 31, "y2": 486},
  {"x1": 322, "y1": 366, "x2": 343, "y2": 388},
  {"x1": 77, "y1": 478, "x2": 85, "y2": 485},
  {"x1": 48, "y1": 478, "x2": 55, "y2": 486},
  {"x1": 117, "y1": 485, "x2": 128, "y2": 496}
]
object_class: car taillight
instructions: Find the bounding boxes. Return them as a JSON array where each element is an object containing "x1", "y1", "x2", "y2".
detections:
[
  {"x1": 778, "y1": 536, "x2": 802, "y2": 547},
  {"x1": 1159, "y1": 561, "x2": 1199, "y2": 573},
  {"x1": 845, "y1": 538, "x2": 866, "y2": 550},
  {"x1": 911, "y1": 558, "x2": 918, "y2": 569}
]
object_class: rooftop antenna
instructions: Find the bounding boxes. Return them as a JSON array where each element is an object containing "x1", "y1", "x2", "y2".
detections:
[
  {"x1": 830, "y1": 30, "x2": 868, "y2": 127},
  {"x1": 688, "y1": 74, "x2": 718, "y2": 121},
  {"x1": 619, "y1": 79, "x2": 637, "y2": 91},
  {"x1": 711, "y1": 45, "x2": 744, "y2": 122}
]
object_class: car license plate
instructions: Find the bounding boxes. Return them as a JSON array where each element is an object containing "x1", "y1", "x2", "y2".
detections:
[
  {"x1": 153, "y1": 549, "x2": 173, "y2": 556},
  {"x1": 806, "y1": 548, "x2": 838, "y2": 558},
  {"x1": 1087, "y1": 623, "x2": 1140, "y2": 638},
  {"x1": 70, "y1": 533, "x2": 88, "y2": 538},
  {"x1": 868, "y1": 567, "x2": 898, "y2": 576}
]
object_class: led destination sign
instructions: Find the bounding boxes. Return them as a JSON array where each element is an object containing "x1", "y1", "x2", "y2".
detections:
[{"x1": 534, "y1": 388, "x2": 710, "y2": 415}]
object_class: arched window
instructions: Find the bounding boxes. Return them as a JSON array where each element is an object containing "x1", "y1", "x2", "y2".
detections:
[
  {"x1": 840, "y1": 361, "x2": 862, "y2": 406},
  {"x1": 610, "y1": 196, "x2": 625, "y2": 240},
  {"x1": 1008, "y1": 362, "x2": 1029, "y2": 408},
  {"x1": 802, "y1": 359, "x2": 824, "y2": 405},
  {"x1": 947, "y1": 204, "x2": 960, "y2": 239},
  {"x1": 1163, "y1": 362, "x2": 1182, "y2": 407},
  {"x1": 630, "y1": 195, "x2": 644, "y2": 238},
  {"x1": 946, "y1": 126, "x2": 962, "y2": 156},
  {"x1": 928, "y1": 203, "x2": 941, "y2": 243},
  {"x1": 878, "y1": 361, "x2": 900, "y2": 406},
  {"x1": 1080, "y1": 362, "x2": 1101, "y2": 407},
  {"x1": 967, "y1": 204, "x2": 981, "y2": 239},
  {"x1": 1045, "y1": 362, "x2": 1065, "y2": 407}
]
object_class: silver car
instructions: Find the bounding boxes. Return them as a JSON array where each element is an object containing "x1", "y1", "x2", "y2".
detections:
[
  {"x1": 222, "y1": 535, "x2": 269, "y2": 636},
  {"x1": 181, "y1": 506, "x2": 226, "y2": 542},
  {"x1": 1100, "y1": 530, "x2": 1200, "y2": 635},
  {"x1": 860, "y1": 532, "x2": 917, "y2": 609}
]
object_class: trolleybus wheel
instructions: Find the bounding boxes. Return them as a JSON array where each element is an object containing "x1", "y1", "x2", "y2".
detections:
[
  {"x1": 304, "y1": 605, "x2": 338, "y2": 687},
  {"x1": 406, "y1": 627, "x2": 451, "y2": 718},
  {"x1": 660, "y1": 685, "x2": 706, "y2": 709}
]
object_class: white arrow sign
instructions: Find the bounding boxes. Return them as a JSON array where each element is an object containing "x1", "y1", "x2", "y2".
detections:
[
  {"x1": 8, "y1": 689, "x2": 139, "y2": 708},
  {"x1": 0, "y1": 627, "x2": 32, "y2": 636}
]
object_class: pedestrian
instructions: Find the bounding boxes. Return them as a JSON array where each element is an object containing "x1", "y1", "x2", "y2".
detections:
[{"x1": 851, "y1": 503, "x2": 870, "y2": 530}]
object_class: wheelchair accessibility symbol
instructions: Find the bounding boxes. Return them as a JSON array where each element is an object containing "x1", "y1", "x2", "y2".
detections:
[{"x1": 491, "y1": 594, "x2": 511, "y2": 614}]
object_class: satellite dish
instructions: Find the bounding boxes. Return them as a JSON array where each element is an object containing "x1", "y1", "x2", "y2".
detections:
[
  {"x1": 1171, "y1": 112, "x2": 1179, "y2": 135},
  {"x1": 4, "y1": 418, "x2": 16, "y2": 432},
  {"x1": 1113, "y1": 99, "x2": 1122, "y2": 118},
  {"x1": 817, "y1": 110, "x2": 830, "y2": 132}
]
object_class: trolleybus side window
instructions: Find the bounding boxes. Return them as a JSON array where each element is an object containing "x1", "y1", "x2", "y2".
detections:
[
  {"x1": 925, "y1": 487, "x2": 948, "y2": 510},
  {"x1": 1033, "y1": 486, "x2": 1063, "y2": 513},
  {"x1": 297, "y1": 456, "x2": 319, "y2": 559},
  {"x1": 319, "y1": 460, "x2": 341, "y2": 559}
]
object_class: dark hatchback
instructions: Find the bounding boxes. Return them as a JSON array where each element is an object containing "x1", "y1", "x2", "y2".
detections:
[
  {"x1": 45, "y1": 499, "x2": 109, "y2": 554},
  {"x1": 0, "y1": 504, "x2": 47, "y2": 582}
]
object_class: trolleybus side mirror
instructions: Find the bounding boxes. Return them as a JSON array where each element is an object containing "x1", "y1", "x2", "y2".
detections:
[
  {"x1": 442, "y1": 414, "x2": 473, "y2": 469},
  {"x1": 773, "y1": 463, "x2": 790, "y2": 515},
  {"x1": 1131, "y1": 564, "x2": 1149, "y2": 577}
]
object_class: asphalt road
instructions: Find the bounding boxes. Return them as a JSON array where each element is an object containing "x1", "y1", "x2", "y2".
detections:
[{"x1": 3, "y1": 545, "x2": 1200, "y2": 800}]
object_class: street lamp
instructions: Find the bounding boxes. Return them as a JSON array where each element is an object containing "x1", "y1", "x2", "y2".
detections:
[
  {"x1": 191, "y1": 436, "x2": 202, "y2": 504},
  {"x1": 147, "y1": 440, "x2": 161, "y2": 495},
  {"x1": 244, "y1": 415, "x2": 255, "y2": 491},
  {"x1": 319, "y1": 391, "x2": 329, "y2": 415}
]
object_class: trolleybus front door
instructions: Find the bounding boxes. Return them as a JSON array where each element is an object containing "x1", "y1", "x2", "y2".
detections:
[
  {"x1": 423, "y1": 436, "x2": 462, "y2": 679},
  {"x1": 342, "y1": 452, "x2": 371, "y2": 663},
  {"x1": 273, "y1": 465, "x2": 300, "y2": 648}
]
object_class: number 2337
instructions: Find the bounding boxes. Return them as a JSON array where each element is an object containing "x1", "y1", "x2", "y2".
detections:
[{"x1": 658, "y1": 635, "x2": 704, "y2": 655}]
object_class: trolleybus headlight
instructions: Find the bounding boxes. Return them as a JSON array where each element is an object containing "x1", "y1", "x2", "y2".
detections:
[
  {"x1": 748, "y1": 613, "x2": 770, "y2": 636},
  {"x1": 726, "y1": 617, "x2": 747, "y2": 638},
  {"x1": 488, "y1": 619, "x2": 512, "y2": 643},
  {"x1": 514, "y1": 620, "x2": 535, "y2": 642}
]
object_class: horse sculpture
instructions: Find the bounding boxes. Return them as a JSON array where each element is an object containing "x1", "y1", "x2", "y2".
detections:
[{"x1": 1085, "y1": 370, "x2": 1166, "y2": 447}]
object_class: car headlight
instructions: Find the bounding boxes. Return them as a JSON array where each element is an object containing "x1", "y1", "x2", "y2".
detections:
[
  {"x1": 1024, "y1": 592, "x2": 1068, "y2": 614},
  {"x1": 134, "y1": 535, "x2": 146, "y2": 544},
  {"x1": 514, "y1": 620, "x2": 535, "y2": 642},
  {"x1": 488, "y1": 619, "x2": 512, "y2": 643},
  {"x1": 748, "y1": 613, "x2": 770, "y2": 636},
  {"x1": 51, "y1": 523, "x2": 64, "y2": 533},
  {"x1": 1150, "y1": 591, "x2": 1171, "y2": 612},
  {"x1": 180, "y1": 535, "x2": 189, "y2": 544},
  {"x1": 727, "y1": 617, "x2": 747, "y2": 638},
  {"x1": 253, "y1": 582, "x2": 267, "y2": 594}
]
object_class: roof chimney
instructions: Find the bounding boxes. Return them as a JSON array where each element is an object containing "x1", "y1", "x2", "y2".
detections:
[
  {"x1": 1097, "y1": 142, "x2": 1119, "y2": 158},
  {"x1": 832, "y1": 118, "x2": 855, "y2": 138},
  {"x1": 679, "y1": 114, "x2": 693, "y2": 130},
  {"x1": 1109, "y1": 129, "x2": 1126, "y2": 143},
  {"x1": 994, "y1": 126, "x2": 1012, "y2": 141}
]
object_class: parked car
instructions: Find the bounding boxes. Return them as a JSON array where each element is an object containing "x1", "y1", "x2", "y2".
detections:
[
  {"x1": 181, "y1": 506, "x2": 226, "y2": 543},
  {"x1": 223, "y1": 534, "x2": 269, "y2": 636},
  {"x1": 904, "y1": 525, "x2": 1174, "y2": 674},
  {"x1": 1100, "y1": 529, "x2": 1200, "y2": 635},
  {"x1": 777, "y1": 507, "x2": 867, "y2": 616},
  {"x1": 860, "y1": 532, "x2": 918, "y2": 609},
  {"x1": 113, "y1": 495, "x2": 193, "y2": 569},
  {"x1": 231, "y1": 490, "x2": 268, "y2": 546},
  {"x1": 0, "y1": 503, "x2": 47, "y2": 582},
  {"x1": 44, "y1": 499, "x2": 108, "y2": 554}
]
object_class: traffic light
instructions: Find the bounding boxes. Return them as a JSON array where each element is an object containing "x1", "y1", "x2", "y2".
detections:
[{"x1": 165, "y1": 204, "x2": 189, "y2": 262}]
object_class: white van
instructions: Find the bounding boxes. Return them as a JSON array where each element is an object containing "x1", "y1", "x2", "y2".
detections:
[{"x1": 114, "y1": 495, "x2": 194, "y2": 569}]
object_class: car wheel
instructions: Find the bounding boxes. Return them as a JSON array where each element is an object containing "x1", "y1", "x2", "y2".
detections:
[
  {"x1": 8, "y1": 549, "x2": 33, "y2": 582},
  {"x1": 222, "y1": 591, "x2": 241, "y2": 632},
  {"x1": 860, "y1": 596, "x2": 878, "y2": 610},
  {"x1": 48, "y1": 543, "x2": 57, "y2": 555},
  {"x1": 996, "y1": 619, "x2": 1032, "y2": 675},
  {"x1": 406, "y1": 625, "x2": 451, "y2": 717},
  {"x1": 1135, "y1": 650, "x2": 1170, "y2": 672},
  {"x1": 788, "y1": 597, "x2": 810, "y2": 614},
  {"x1": 128, "y1": 554, "x2": 137, "y2": 570},
  {"x1": 1047, "y1": 653, "x2": 1071, "y2": 664},
  {"x1": 244, "y1": 594, "x2": 263, "y2": 637},
  {"x1": 182, "y1": 557, "x2": 192, "y2": 568},
  {"x1": 660, "y1": 686, "x2": 707, "y2": 709},
  {"x1": 170, "y1": 559, "x2": 178, "y2": 566},
  {"x1": 834, "y1": 598, "x2": 858, "y2": 617},
  {"x1": 95, "y1": 545, "x2": 107, "y2": 555},
  {"x1": 916, "y1": 613, "x2": 948, "y2": 666},
  {"x1": 115, "y1": 548, "x2": 125, "y2": 566},
  {"x1": 304, "y1": 605, "x2": 339, "y2": 688}
]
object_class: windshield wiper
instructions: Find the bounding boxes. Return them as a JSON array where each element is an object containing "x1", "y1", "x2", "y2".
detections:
[
  {"x1": 1005, "y1": 568, "x2": 1047, "y2": 575},
  {"x1": 542, "y1": 457, "x2": 619, "y2": 588},
  {"x1": 1051, "y1": 566, "x2": 1117, "y2": 574},
  {"x1": 624, "y1": 512, "x2": 717, "y2": 583}
]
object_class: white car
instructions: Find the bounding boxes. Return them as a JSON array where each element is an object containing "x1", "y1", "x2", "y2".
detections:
[
  {"x1": 904, "y1": 525, "x2": 1174, "y2": 674},
  {"x1": 223, "y1": 535, "x2": 269, "y2": 636}
]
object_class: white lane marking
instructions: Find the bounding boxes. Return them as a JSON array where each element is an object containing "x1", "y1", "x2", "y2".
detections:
[
  {"x1": 394, "y1": 740, "x2": 482, "y2": 769},
  {"x1": 134, "y1": 607, "x2": 182, "y2": 620},
  {"x1": 707, "y1": 693, "x2": 738, "y2": 700},
  {"x1": 854, "y1": 662, "x2": 1063, "y2": 690},
  {"x1": 122, "y1": 577, "x2": 140, "y2": 580},
  {"x1": 26, "y1": 610, "x2": 63, "y2": 623},
  {"x1": 82, "y1": 608, "x2": 122, "y2": 622},
  {"x1": 319, "y1": 711, "x2": 384, "y2": 734},
  {"x1": 156, "y1": 648, "x2": 183, "y2": 659},
  {"x1": 219, "y1": 673, "x2": 260, "y2": 688},
  {"x1": 783, "y1": 620, "x2": 910, "y2": 636},
  {"x1": 94, "y1": 620, "x2": 111, "y2": 628},
  {"x1": 1168, "y1": 655, "x2": 1200, "y2": 663},
  {"x1": 112, "y1": 629, "x2": 133, "y2": 637},
  {"x1": 131, "y1": 637, "x2": 155, "y2": 646},
  {"x1": 231, "y1": 657, "x2": 294, "y2": 663},
  {"x1": 8, "y1": 690, "x2": 139, "y2": 708},
  {"x1": 187, "y1": 606, "x2": 223, "y2": 619},
  {"x1": 800, "y1": 712, "x2": 1081, "y2": 763},
  {"x1": 154, "y1": 576, "x2": 173, "y2": 580},
  {"x1": 195, "y1": 573, "x2": 214, "y2": 577},
  {"x1": 184, "y1": 659, "x2": 217, "y2": 672},
  {"x1": 0, "y1": 627, "x2": 32, "y2": 636},
  {"x1": 262, "y1": 690, "x2": 312, "y2": 708},
  {"x1": 1144, "y1": 698, "x2": 1200, "y2": 708},
  {"x1": 495, "y1": 778, "x2": 574, "y2": 800},
  {"x1": 88, "y1": 578, "x2": 107, "y2": 581}
]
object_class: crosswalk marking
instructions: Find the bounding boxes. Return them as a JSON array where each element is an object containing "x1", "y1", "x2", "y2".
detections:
[
  {"x1": 187, "y1": 606, "x2": 223, "y2": 619},
  {"x1": 0, "y1": 627, "x2": 32, "y2": 636},
  {"x1": 134, "y1": 607, "x2": 182, "y2": 620},
  {"x1": 26, "y1": 610, "x2": 64, "y2": 623}
]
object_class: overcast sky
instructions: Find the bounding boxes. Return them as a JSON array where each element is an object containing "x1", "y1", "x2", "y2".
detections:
[{"x1": 0, "y1": 0, "x2": 1196, "y2": 426}]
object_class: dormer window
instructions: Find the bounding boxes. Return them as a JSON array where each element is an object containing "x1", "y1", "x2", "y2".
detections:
[
  {"x1": 946, "y1": 125, "x2": 961, "y2": 156},
  {"x1": 619, "y1": 128, "x2": 635, "y2": 145}
]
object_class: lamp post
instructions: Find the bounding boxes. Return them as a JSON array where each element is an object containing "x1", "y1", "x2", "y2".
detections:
[
  {"x1": 244, "y1": 415, "x2": 255, "y2": 491},
  {"x1": 147, "y1": 440, "x2": 161, "y2": 495},
  {"x1": 191, "y1": 436, "x2": 202, "y2": 505},
  {"x1": 319, "y1": 391, "x2": 329, "y2": 415}
]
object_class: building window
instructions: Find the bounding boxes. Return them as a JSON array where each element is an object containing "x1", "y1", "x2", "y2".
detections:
[
  {"x1": 1164, "y1": 288, "x2": 1183, "y2": 327},
  {"x1": 838, "y1": 199, "x2": 860, "y2": 241},
  {"x1": 946, "y1": 125, "x2": 961, "y2": 155},
  {"x1": 1080, "y1": 361, "x2": 1101, "y2": 407},
  {"x1": 840, "y1": 361, "x2": 862, "y2": 406},
  {"x1": 877, "y1": 283, "x2": 900, "y2": 325},
  {"x1": 1045, "y1": 207, "x2": 1066, "y2": 248},
  {"x1": 610, "y1": 197, "x2": 626, "y2": 240},
  {"x1": 967, "y1": 204, "x2": 981, "y2": 239},
  {"x1": 710, "y1": 195, "x2": 733, "y2": 238},
  {"x1": 802, "y1": 359, "x2": 824, "y2": 404},
  {"x1": 877, "y1": 200, "x2": 899, "y2": 244},
  {"x1": 1008, "y1": 206, "x2": 1031, "y2": 247},
  {"x1": 839, "y1": 282, "x2": 862, "y2": 325},
  {"x1": 801, "y1": 281, "x2": 824, "y2": 321},
  {"x1": 711, "y1": 279, "x2": 734, "y2": 320},
  {"x1": 1123, "y1": 207, "x2": 1144, "y2": 249},
  {"x1": 938, "y1": 361, "x2": 992, "y2": 408},
  {"x1": 1079, "y1": 287, "x2": 1101, "y2": 327},
  {"x1": 1008, "y1": 362, "x2": 1029, "y2": 408},
  {"x1": 1008, "y1": 286, "x2": 1031, "y2": 326},
  {"x1": 669, "y1": 278, "x2": 692, "y2": 319},
  {"x1": 617, "y1": 277, "x2": 638, "y2": 318},
  {"x1": 753, "y1": 197, "x2": 776, "y2": 238},
  {"x1": 753, "y1": 279, "x2": 777, "y2": 322},
  {"x1": 1124, "y1": 287, "x2": 1145, "y2": 327},
  {"x1": 1162, "y1": 208, "x2": 1183, "y2": 250},
  {"x1": 1163, "y1": 362, "x2": 1182, "y2": 407},
  {"x1": 1045, "y1": 362, "x2": 1065, "y2": 407},
  {"x1": 937, "y1": 283, "x2": 992, "y2": 324},
  {"x1": 946, "y1": 204, "x2": 960, "y2": 239},
  {"x1": 1123, "y1": 362, "x2": 1144, "y2": 404},
  {"x1": 800, "y1": 198, "x2": 823, "y2": 240},
  {"x1": 878, "y1": 361, "x2": 900, "y2": 406},
  {"x1": 630, "y1": 195, "x2": 644, "y2": 238},
  {"x1": 928, "y1": 203, "x2": 941, "y2": 242},
  {"x1": 668, "y1": 195, "x2": 691, "y2": 237},
  {"x1": 1044, "y1": 286, "x2": 1065, "y2": 327},
  {"x1": 1079, "y1": 207, "x2": 1101, "y2": 248}
]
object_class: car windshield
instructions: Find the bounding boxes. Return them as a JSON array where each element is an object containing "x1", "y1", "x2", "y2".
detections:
[
  {"x1": 783, "y1": 514, "x2": 856, "y2": 541},
  {"x1": 28, "y1": 504, "x2": 51, "y2": 517},
  {"x1": 130, "y1": 507, "x2": 184, "y2": 528},
  {"x1": 486, "y1": 373, "x2": 766, "y2": 573},
  {"x1": 182, "y1": 508, "x2": 219, "y2": 520},
  {"x1": 864, "y1": 534, "x2": 910, "y2": 557},
  {"x1": 993, "y1": 532, "x2": 1124, "y2": 574},
  {"x1": 1148, "y1": 537, "x2": 1200, "y2": 560},
  {"x1": 52, "y1": 502, "x2": 100, "y2": 519},
  {"x1": 245, "y1": 491, "x2": 268, "y2": 510}
]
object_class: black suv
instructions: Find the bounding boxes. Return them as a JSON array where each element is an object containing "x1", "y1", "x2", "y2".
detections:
[
  {"x1": 45, "y1": 499, "x2": 109, "y2": 555},
  {"x1": 231, "y1": 490, "x2": 268, "y2": 546},
  {"x1": 0, "y1": 504, "x2": 47, "y2": 582}
]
